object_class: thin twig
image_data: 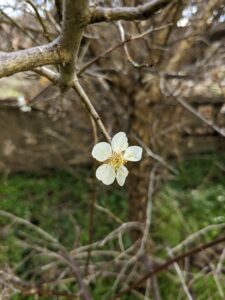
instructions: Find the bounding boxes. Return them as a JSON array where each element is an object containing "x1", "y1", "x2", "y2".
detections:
[
  {"x1": 172, "y1": 223, "x2": 225, "y2": 253},
  {"x1": 0, "y1": 210, "x2": 92, "y2": 300},
  {"x1": 26, "y1": 0, "x2": 51, "y2": 42},
  {"x1": 85, "y1": 184, "x2": 97, "y2": 275},
  {"x1": 34, "y1": 66, "x2": 59, "y2": 83},
  {"x1": 112, "y1": 235, "x2": 225, "y2": 299},
  {"x1": 140, "y1": 166, "x2": 157, "y2": 251},
  {"x1": 163, "y1": 79, "x2": 225, "y2": 138},
  {"x1": 168, "y1": 249, "x2": 193, "y2": 300},
  {"x1": 79, "y1": 24, "x2": 171, "y2": 75},
  {"x1": 0, "y1": 9, "x2": 38, "y2": 45},
  {"x1": 133, "y1": 134, "x2": 177, "y2": 174},
  {"x1": 73, "y1": 77, "x2": 111, "y2": 142},
  {"x1": 94, "y1": 203, "x2": 123, "y2": 224},
  {"x1": 117, "y1": 21, "x2": 148, "y2": 68}
]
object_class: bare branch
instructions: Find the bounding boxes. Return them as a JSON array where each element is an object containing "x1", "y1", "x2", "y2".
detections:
[
  {"x1": 166, "y1": 0, "x2": 222, "y2": 71},
  {"x1": 73, "y1": 77, "x2": 111, "y2": 142},
  {"x1": 133, "y1": 134, "x2": 177, "y2": 174},
  {"x1": 167, "y1": 249, "x2": 193, "y2": 300},
  {"x1": 113, "y1": 235, "x2": 225, "y2": 300},
  {"x1": 172, "y1": 223, "x2": 225, "y2": 253},
  {"x1": 140, "y1": 166, "x2": 157, "y2": 252},
  {"x1": 34, "y1": 66, "x2": 60, "y2": 83},
  {"x1": 0, "y1": 8, "x2": 38, "y2": 45},
  {"x1": 58, "y1": 0, "x2": 90, "y2": 89},
  {"x1": 26, "y1": 0, "x2": 51, "y2": 42},
  {"x1": 78, "y1": 24, "x2": 172, "y2": 75},
  {"x1": 30, "y1": 69, "x2": 111, "y2": 143},
  {"x1": 0, "y1": 41, "x2": 62, "y2": 78},
  {"x1": 90, "y1": 0, "x2": 172, "y2": 23},
  {"x1": 0, "y1": 210, "x2": 92, "y2": 300},
  {"x1": 163, "y1": 80, "x2": 225, "y2": 138}
]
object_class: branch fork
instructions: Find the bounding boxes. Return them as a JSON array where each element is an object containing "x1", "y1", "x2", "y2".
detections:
[{"x1": 0, "y1": 0, "x2": 173, "y2": 139}]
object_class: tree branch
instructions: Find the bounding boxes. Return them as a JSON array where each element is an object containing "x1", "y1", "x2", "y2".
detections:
[
  {"x1": 34, "y1": 66, "x2": 60, "y2": 83},
  {"x1": 0, "y1": 0, "x2": 90, "y2": 86},
  {"x1": 73, "y1": 77, "x2": 111, "y2": 142},
  {"x1": 0, "y1": 41, "x2": 62, "y2": 78},
  {"x1": 0, "y1": 210, "x2": 92, "y2": 300},
  {"x1": 90, "y1": 0, "x2": 172, "y2": 23},
  {"x1": 166, "y1": 0, "x2": 221, "y2": 71},
  {"x1": 0, "y1": 0, "x2": 173, "y2": 81},
  {"x1": 78, "y1": 24, "x2": 171, "y2": 75},
  {"x1": 58, "y1": 0, "x2": 90, "y2": 89},
  {"x1": 113, "y1": 235, "x2": 225, "y2": 299},
  {"x1": 26, "y1": 0, "x2": 51, "y2": 42}
]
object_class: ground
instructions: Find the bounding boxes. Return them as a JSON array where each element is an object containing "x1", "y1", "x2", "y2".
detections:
[{"x1": 0, "y1": 153, "x2": 225, "y2": 299}]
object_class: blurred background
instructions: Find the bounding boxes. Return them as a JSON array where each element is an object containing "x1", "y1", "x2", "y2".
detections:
[{"x1": 0, "y1": 0, "x2": 225, "y2": 299}]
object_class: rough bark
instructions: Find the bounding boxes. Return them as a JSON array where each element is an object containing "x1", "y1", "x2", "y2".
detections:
[
  {"x1": 90, "y1": 0, "x2": 171, "y2": 23},
  {"x1": 0, "y1": 41, "x2": 62, "y2": 78}
]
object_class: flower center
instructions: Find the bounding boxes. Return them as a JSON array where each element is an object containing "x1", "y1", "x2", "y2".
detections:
[{"x1": 108, "y1": 152, "x2": 125, "y2": 170}]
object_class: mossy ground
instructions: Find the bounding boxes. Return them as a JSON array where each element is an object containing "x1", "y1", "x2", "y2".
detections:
[{"x1": 0, "y1": 154, "x2": 225, "y2": 299}]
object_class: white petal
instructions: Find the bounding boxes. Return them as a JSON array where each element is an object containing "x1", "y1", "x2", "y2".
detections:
[
  {"x1": 92, "y1": 142, "x2": 112, "y2": 162},
  {"x1": 124, "y1": 146, "x2": 143, "y2": 162},
  {"x1": 96, "y1": 164, "x2": 116, "y2": 185},
  {"x1": 111, "y1": 132, "x2": 128, "y2": 153},
  {"x1": 20, "y1": 105, "x2": 31, "y2": 112},
  {"x1": 116, "y1": 166, "x2": 129, "y2": 186}
]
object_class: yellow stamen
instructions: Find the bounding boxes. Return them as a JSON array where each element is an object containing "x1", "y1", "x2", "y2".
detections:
[{"x1": 108, "y1": 152, "x2": 125, "y2": 170}]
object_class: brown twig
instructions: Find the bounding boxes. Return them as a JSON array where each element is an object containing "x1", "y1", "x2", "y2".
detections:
[
  {"x1": 85, "y1": 184, "x2": 98, "y2": 275},
  {"x1": 26, "y1": 0, "x2": 51, "y2": 42},
  {"x1": 73, "y1": 77, "x2": 111, "y2": 142},
  {"x1": 0, "y1": 210, "x2": 92, "y2": 300},
  {"x1": 112, "y1": 235, "x2": 225, "y2": 299},
  {"x1": 78, "y1": 24, "x2": 171, "y2": 75},
  {"x1": 0, "y1": 8, "x2": 38, "y2": 45},
  {"x1": 163, "y1": 80, "x2": 225, "y2": 138}
]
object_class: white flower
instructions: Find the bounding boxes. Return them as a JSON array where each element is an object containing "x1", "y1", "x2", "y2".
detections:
[
  {"x1": 17, "y1": 96, "x2": 31, "y2": 112},
  {"x1": 92, "y1": 132, "x2": 143, "y2": 186}
]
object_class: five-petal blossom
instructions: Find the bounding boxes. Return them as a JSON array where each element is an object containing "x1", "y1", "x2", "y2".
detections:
[{"x1": 92, "y1": 132, "x2": 143, "y2": 186}]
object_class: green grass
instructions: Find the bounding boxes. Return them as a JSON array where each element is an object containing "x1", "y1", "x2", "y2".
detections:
[
  {"x1": 0, "y1": 169, "x2": 127, "y2": 255},
  {"x1": 153, "y1": 154, "x2": 225, "y2": 300},
  {"x1": 155, "y1": 154, "x2": 225, "y2": 245},
  {"x1": 0, "y1": 154, "x2": 225, "y2": 299}
]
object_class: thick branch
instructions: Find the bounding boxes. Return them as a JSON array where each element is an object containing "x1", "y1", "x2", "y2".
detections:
[
  {"x1": 0, "y1": 0, "x2": 172, "y2": 81},
  {"x1": 58, "y1": 0, "x2": 89, "y2": 89},
  {"x1": 0, "y1": 41, "x2": 62, "y2": 78},
  {"x1": 90, "y1": 0, "x2": 172, "y2": 23}
]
